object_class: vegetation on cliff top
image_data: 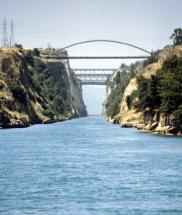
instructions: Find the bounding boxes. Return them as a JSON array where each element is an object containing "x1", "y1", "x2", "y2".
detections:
[
  {"x1": 133, "y1": 55, "x2": 182, "y2": 123},
  {"x1": 170, "y1": 28, "x2": 182, "y2": 45}
]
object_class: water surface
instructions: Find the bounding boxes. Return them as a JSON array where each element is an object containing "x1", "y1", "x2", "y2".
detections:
[{"x1": 0, "y1": 116, "x2": 182, "y2": 214}]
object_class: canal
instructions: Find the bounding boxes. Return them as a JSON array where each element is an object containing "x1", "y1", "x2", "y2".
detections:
[{"x1": 0, "y1": 116, "x2": 182, "y2": 214}]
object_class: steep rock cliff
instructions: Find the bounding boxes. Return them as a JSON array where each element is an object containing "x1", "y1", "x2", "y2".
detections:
[
  {"x1": 0, "y1": 48, "x2": 87, "y2": 128},
  {"x1": 104, "y1": 45, "x2": 182, "y2": 135}
]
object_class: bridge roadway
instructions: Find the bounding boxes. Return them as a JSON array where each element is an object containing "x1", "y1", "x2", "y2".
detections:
[
  {"x1": 80, "y1": 80, "x2": 109, "y2": 85},
  {"x1": 46, "y1": 55, "x2": 149, "y2": 59},
  {"x1": 73, "y1": 68, "x2": 115, "y2": 86},
  {"x1": 76, "y1": 74, "x2": 111, "y2": 77},
  {"x1": 73, "y1": 69, "x2": 116, "y2": 75},
  {"x1": 73, "y1": 68, "x2": 116, "y2": 72},
  {"x1": 76, "y1": 74, "x2": 111, "y2": 85}
]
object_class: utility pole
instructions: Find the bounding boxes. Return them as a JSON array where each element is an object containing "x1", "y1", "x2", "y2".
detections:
[
  {"x1": 10, "y1": 19, "x2": 15, "y2": 48},
  {"x1": 2, "y1": 18, "x2": 9, "y2": 48}
]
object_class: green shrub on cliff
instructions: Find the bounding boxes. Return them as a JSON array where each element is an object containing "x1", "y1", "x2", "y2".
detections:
[
  {"x1": 33, "y1": 48, "x2": 40, "y2": 57},
  {"x1": 126, "y1": 90, "x2": 139, "y2": 110},
  {"x1": 14, "y1": 43, "x2": 23, "y2": 49},
  {"x1": 105, "y1": 85, "x2": 122, "y2": 118},
  {"x1": 42, "y1": 108, "x2": 55, "y2": 119},
  {"x1": 8, "y1": 82, "x2": 26, "y2": 103},
  {"x1": 143, "y1": 50, "x2": 160, "y2": 68},
  {"x1": 173, "y1": 105, "x2": 182, "y2": 123},
  {"x1": 24, "y1": 51, "x2": 34, "y2": 66},
  {"x1": 31, "y1": 58, "x2": 71, "y2": 117},
  {"x1": 53, "y1": 97, "x2": 70, "y2": 116},
  {"x1": 170, "y1": 28, "x2": 182, "y2": 45},
  {"x1": 158, "y1": 55, "x2": 182, "y2": 115},
  {"x1": 134, "y1": 55, "x2": 182, "y2": 122},
  {"x1": 105, "y1": 70, "x2": 133, "y2": 118},
  {"x1": 134, "y1": 75, "x2": 160, "y2": 110}
]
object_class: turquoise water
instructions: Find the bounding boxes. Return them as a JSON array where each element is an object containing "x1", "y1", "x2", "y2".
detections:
[{"x1": 0, "y1": 116, "x2": 182, "y2": 215}]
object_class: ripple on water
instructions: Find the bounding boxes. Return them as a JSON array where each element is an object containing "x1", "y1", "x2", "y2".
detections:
[{"x1": 0, "y1": 116, "x2": 182, "y2": 215}]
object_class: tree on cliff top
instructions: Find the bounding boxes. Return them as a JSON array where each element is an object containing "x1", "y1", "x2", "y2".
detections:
[
  {"x1": 170, "y1": 28, "x2": 182, "y2": 45},
  {"x1": 134, "y1": 56, "x2": 182, "y2": 122}
]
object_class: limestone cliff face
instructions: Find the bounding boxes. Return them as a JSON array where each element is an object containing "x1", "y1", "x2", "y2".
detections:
[
  {"x1": 45, "y1": 59, "x2": 87, "y2": 118},
  {"x1": 0, "y1": 48, "x2": 87, "y2": 128},
  {"x1": 104, "y1": 45, "x2": 182, "y2": 135}
]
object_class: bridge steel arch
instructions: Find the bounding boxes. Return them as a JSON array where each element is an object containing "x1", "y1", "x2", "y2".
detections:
[{"x1": 47, "y1": 39, "x2": 151, "y2": 57}]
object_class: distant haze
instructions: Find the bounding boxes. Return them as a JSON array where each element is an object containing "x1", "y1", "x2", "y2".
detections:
[{"x1": 82, "y1": 85, "x2": 106, "y2": 115}]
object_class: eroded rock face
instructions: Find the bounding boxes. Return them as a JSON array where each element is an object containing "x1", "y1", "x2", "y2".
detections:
[
  {"x1": 121, "y1": 122, "x2": 134, "y2": 128},
  {"x1": 0, "y1": 48, "x2": 87, "y2": 128},
  {"x1": 149, "y1": 122, "x2": 159, "y2": 131},
  {"x1": 153, "y1": 116, "x2": 182, "y2": 135}
]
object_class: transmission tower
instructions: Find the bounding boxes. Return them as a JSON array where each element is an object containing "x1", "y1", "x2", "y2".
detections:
[
  {"x1": 10, "y1": 20, "x2": 15, "y2": 47},
  {"x1": 2, "y1": 18, "x2": 9, "y2": 48}
]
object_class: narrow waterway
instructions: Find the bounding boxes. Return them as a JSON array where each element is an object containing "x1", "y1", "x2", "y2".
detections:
[{"x1": 0, "y1": 116, "x2": 182, "y2": 215}]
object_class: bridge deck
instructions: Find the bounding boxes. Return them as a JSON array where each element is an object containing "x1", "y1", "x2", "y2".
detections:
[
  {"x1": 47, "y1": 56, "x2": 149, "y2": 59},
  {"x1": 81, "y1": 81, "x2": 108, "y2": 85},
  {"x1": 76, "y1": 74, "x2": 111, "y2": 77},
  {"x1": 73, "y1": 69, "x2": 117, "y2": 71}
]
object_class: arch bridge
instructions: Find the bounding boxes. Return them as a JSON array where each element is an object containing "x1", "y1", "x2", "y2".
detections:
[{"x1": 44, "y1": 40, "x2": 151, "y2": 85}]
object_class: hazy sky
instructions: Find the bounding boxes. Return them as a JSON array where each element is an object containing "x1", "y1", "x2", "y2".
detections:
[{"x1": 0, "y1": 0, "x2": 181, "y2": 114}]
